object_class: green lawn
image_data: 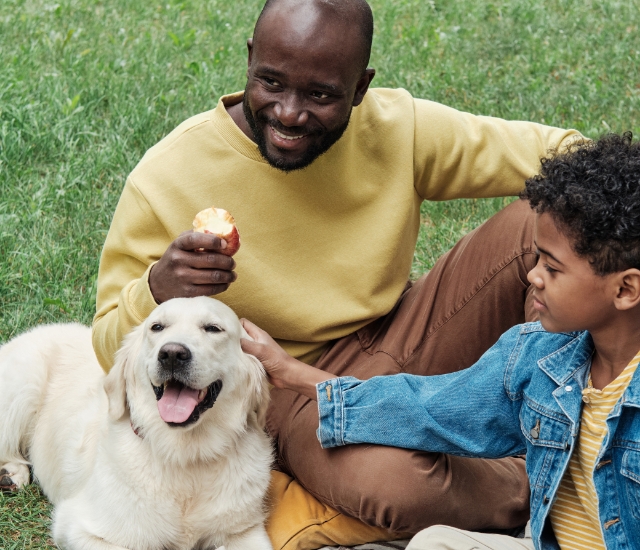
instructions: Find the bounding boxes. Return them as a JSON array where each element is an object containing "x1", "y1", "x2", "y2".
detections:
[{"x1": 1, "y1": 0, "x2": 639, "y2": 547}]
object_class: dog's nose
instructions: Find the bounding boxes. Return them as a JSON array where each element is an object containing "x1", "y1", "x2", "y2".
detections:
[{"x1": 158, "y1": 343, "x2": 192, "y2": 372}]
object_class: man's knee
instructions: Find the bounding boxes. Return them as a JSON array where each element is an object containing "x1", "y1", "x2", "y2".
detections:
[
  {"x1": 343, "y1": 449, "x2": 454, "y2": 532},
  {"x1": 285, "y1": 432, "x2": 528, "y2": 533}
]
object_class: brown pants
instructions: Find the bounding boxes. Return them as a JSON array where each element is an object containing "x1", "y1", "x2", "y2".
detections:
[{"x1": 266, "y1": 199, "x2": 538, "y2": 535}]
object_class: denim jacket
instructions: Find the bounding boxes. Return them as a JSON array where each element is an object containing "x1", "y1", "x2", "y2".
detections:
[{"x1": 316, "y1": 322, "x2": 640, "y2": 549}]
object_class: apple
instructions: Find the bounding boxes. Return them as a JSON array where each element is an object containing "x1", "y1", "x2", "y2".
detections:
[{"x1": 192, "y1": 207, "x2": 241, "y2": 256}]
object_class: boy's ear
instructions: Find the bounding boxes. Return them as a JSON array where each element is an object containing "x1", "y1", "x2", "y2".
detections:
[{"x1": 613, "y1": 269, "x2": 640, "y2": 311}]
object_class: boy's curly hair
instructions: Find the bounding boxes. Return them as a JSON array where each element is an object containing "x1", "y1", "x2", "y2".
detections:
[{"x1": 521, "y1": 132, "x2": 640, "y2": 275}]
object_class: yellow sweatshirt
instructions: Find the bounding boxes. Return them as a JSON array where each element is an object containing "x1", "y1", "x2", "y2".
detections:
[{"x1": 93, "y1": 88, "x2": 580, "y2": 371}]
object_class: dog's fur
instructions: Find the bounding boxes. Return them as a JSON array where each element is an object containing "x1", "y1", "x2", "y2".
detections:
[{"x1": 0, "y1": 297, "x2": 274, "y2": 550}]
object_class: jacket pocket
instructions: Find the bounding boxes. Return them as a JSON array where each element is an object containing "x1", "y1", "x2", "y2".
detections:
[
  {"x1": 621, "y1": 449, "x2": 640, "y2": 520},
  {"x1": 520, "y1": 398, "x2": 571, "y2": 502},
  {"x1": 520, "y1": 397, "x2": 571, "y2": 449}
]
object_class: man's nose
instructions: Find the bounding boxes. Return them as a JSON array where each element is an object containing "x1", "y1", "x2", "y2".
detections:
[{"x1": 273, "y1": 92, "x2": 309, "y2": 127}]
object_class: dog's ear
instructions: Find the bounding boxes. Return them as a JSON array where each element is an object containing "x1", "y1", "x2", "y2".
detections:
[
  {"x1": 243, "y1": 351, "x2": 271, "y2": 429},
  {"x1": 239, "y1": 325, "x2": 271, "y2": 429},
  {"x1": 103, "y1": 324, "x2": 143, "y2": 421}
]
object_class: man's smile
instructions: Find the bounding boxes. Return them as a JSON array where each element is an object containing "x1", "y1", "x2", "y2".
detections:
[
  {"x1": 271, "y1": 127, "x2": 308, "y2": 141},
  {"x1": 268, "y1": 125, "x2": 311, "y2": 151}
]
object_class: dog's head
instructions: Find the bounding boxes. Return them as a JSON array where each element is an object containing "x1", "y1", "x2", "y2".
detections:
[{"x1": 104, "y1": 297, "x2": 269, "y2": 434}]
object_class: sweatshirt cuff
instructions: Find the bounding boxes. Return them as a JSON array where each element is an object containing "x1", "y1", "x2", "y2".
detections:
[{"x1": 127, "y1": 261, "x2": 160, "y2": 323}]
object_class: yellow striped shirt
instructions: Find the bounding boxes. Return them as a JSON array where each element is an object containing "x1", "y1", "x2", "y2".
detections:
[{"x1": 549, "y1": 351, "x2": 639, "y2": 549}]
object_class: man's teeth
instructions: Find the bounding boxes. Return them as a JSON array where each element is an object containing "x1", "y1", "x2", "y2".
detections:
[{"x1": 272, "y1": 127, "x2": 306, "y2": 140}]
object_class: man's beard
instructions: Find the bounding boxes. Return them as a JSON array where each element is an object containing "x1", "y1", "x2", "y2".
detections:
[{"x1": 243, "y1": 93, "x2": 351, "y2": 172}]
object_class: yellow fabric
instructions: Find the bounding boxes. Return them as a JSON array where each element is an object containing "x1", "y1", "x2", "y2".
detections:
[
  {"x1": 266, "y1": 470, "x2": 405, "y2": 550},
  {"x1": 92, "y1": 88, "x2": 581, "y2": 371},
  {"x1": 550, "y1": 352, "x2": 639, "y2": 549}
]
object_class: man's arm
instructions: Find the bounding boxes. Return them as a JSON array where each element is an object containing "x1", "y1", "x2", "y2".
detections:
[
  {"x1": 92, "y1": 178, "x2": 236, "y2": 372},
  {"x1": 412, "y1": 98, "x2": 583, "y2": 200},
  {"x1": 241, "y1": 319, "x2": 336, "y2": 399}
]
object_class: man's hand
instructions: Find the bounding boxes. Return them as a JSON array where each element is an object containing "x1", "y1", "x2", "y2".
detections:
[
  {"x1": 149, "y1": 231, "x2": 237, "y2": 304},
  {"x1": 241, "y1": 319, "x2": 336, "y2": 400}
]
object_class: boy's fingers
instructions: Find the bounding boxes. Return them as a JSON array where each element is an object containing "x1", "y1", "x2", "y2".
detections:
[
  {"x1": 240, "y1": 337, "x2": 259, "y2": 355},
  {"x1": 241, "y1": 318, "x2": 274, "y2": 346},
  {"x1": 240, "y1": 319, "x2": 261, "y2": 342}
]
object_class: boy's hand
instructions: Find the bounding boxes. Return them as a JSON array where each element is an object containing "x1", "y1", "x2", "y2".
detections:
[{"x1": 240, "y1": 319, "x2": 336, "y2": 400}]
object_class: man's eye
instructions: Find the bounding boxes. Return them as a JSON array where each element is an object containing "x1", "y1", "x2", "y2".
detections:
[
  {"x1": 150, "y1": 323, "x2": 164, "y2": 332},
  {"x1": 264, "y1": 77, "x2": 280, "y2": 87},
  {"x1": 311, "y1": 91, "x2": 330, "y2": 100}
]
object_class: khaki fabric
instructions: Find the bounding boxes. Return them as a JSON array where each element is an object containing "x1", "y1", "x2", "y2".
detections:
[{"x1": 406, "y1": 526, "x2": 534, "y2": 550}]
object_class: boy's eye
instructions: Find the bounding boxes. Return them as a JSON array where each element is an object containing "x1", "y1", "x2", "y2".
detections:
[
  {"x1": 543, "y1": 263, "x2": 557, "y2": 274},
  {"x1": 311, "y1": 91, "x2": 330, "y2": 100}
]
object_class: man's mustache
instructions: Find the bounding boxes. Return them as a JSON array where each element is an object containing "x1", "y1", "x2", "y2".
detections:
[{"x1": 256, "y1": 113, "x2": 324, "y2": 138}]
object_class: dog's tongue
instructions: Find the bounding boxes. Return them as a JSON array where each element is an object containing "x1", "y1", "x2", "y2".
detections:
[{"x1": 157, "y1": 383, "x2": 200, "y2": 423}]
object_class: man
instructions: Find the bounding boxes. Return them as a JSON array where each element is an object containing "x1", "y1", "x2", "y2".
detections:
[{"x1": 93, "y1": 0, "x2": 581, "y2": 548}]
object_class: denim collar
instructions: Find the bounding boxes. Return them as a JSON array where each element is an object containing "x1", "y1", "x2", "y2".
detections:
[
  {"x1": 622, "y1": 363, "x2": 640, "y2": 407},
  {"x1": 537, "y1": 330, "x2": 593, "y2": 388},
  {"x1": 534, "y1": 328, "x2": 640, "y2": 408}
]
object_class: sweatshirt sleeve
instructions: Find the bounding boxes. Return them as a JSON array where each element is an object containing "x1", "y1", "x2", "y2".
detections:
[
  {"x1": 316, "y1": 326, "x2": 527, "y2": 458},
  {"x1": 92, "y1": 178, "x2": 170, "y2": 372},
  {"x1": 412, "y1": 99, "x2": 583, "y2": 201}
]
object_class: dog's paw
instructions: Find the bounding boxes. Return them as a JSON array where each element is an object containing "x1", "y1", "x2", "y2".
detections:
[{"x1": 0, "y1": 463, "x2": 30, "y2": 492}]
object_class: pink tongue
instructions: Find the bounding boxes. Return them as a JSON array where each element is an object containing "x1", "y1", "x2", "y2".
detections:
[{"x1": 158, "y1": 384, "x2": 201, "y2": 423}]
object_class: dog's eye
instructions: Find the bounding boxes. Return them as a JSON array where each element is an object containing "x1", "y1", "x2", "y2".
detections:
[
  {"x1": 150, "y1": 323, "x2": 164, "y2": 332},
  {"x1": 203, "y1": 324, "x2": 224, "y2": 333}
]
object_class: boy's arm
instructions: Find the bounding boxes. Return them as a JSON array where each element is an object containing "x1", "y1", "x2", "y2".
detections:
[
  {"x1": 242, "y1": 320, "x2": 527, "y2": 459},
  {"x1": 241, "y1": 319, "x2": 336, "y2": 399}
]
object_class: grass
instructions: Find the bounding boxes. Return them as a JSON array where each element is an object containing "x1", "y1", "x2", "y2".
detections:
[
  {"x1": 0, "y1": 0, "x2": 639, "y2": 547},
  {"x1": 0, "y1": 486, "x2": 55, "y2": 550}
]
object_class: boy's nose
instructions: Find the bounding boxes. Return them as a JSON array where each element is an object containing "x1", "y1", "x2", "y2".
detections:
[{"x1": 527, "y1": 264, "x2": 544, "y2": 288}]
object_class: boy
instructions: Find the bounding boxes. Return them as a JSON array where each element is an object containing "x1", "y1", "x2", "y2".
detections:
[{"x1": 242, "y1": 133, "x2": 640, "y2": 550}]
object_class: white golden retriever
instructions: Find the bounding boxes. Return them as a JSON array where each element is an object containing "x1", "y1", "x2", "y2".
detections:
[{"x1": 0, "y1": 297, "x2": 273, "y2": 550}]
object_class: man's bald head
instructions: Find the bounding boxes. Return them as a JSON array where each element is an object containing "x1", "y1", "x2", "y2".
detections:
[{"x1": 254, "y1": 0, "x2": 374, "y2": 74}]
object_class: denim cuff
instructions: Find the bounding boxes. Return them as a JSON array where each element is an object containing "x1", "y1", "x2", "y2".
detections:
[{"x1": 316, "y1": 378, "x2": 351, "y2": 448}]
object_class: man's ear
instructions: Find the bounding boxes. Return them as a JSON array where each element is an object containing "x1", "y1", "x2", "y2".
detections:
[
  {"x1": 103, "y1": 324, "x2": 144, "y2": 421},
  {"x1": 247, "y1": 38, "x2": 254, "y2": 69},
  {"x1": 352, "y1": 68, "x2": 375, "y2": 107},
  {"x1": 613, "y1": 269, "x2": 640, "y2": 311}
]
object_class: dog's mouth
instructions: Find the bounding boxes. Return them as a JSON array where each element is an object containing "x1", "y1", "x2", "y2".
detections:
[{"x1": 152, "y1": 379, "x2": 223, "y2": 427}]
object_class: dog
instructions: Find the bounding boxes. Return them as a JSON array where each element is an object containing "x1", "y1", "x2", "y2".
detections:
[{"x1": 0, "y1": 296, "x2": 274, "y2": 550}]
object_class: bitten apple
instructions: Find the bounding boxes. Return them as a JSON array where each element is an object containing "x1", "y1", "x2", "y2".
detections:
[{"x1": 192, "y1": 207, "x2": 241, "y2": 256}]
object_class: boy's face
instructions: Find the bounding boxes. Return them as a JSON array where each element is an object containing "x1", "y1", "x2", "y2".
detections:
[{"x1": 527, "y1": 213, "x2": 618, "y2": 333}]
